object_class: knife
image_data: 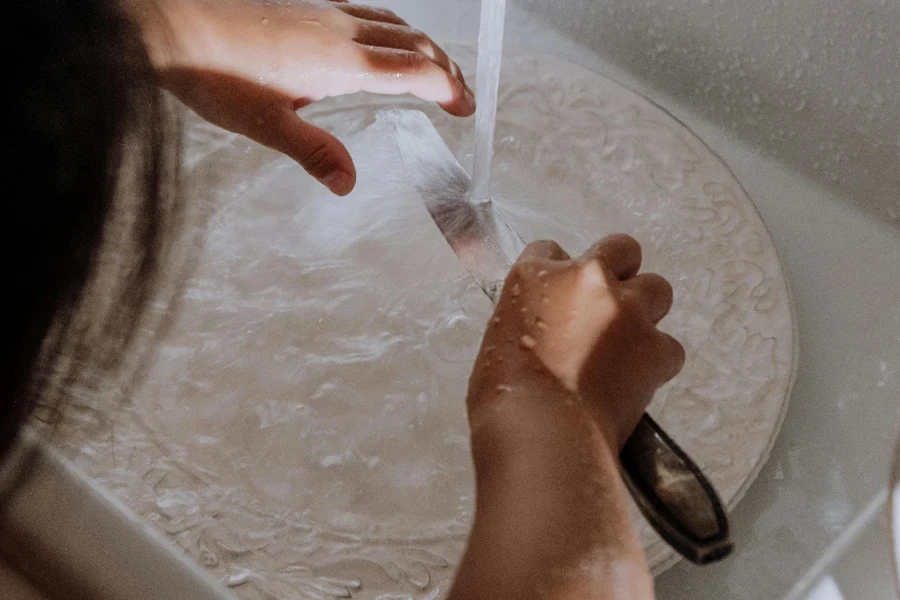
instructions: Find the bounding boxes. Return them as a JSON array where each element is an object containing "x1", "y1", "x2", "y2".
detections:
[{"x1": 392, "y1": 108, "x2": 732, "y2": 565}]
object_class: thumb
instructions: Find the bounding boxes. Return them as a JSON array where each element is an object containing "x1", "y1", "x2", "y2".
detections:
[{"x1": 267, "y1": 109, "x2": 357, "y2": 196}]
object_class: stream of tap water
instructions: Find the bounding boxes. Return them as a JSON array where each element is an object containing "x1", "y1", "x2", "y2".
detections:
[{"x1": 470, "y1": 0, "x2": 506, "y2": 203}]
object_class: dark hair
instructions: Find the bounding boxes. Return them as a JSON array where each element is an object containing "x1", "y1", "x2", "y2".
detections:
[{"x1": 1, "y1": 0, "x2": 179, "y2": 464}]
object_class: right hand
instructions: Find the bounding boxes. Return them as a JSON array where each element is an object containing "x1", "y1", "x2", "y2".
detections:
[{"x1": 468, "y1": 234, "x2": 685, "y2": 450}]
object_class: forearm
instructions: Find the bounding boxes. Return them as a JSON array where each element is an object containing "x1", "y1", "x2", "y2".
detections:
[{"x1": 450, "y1": 378, "x2": 654, "y2": 600}]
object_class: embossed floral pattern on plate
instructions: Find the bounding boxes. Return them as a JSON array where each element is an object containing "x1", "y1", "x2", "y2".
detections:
[{"x1": 55, "y1": 45, "x2": 796, "y2": 598}]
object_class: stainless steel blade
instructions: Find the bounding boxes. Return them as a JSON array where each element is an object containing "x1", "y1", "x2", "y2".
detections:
[
  {"x1": 392, "y1": 108, "x2": 732, "y2": 565},
  {"x1": 394, "y1": 110, "x2": 524, "y2": 303}
]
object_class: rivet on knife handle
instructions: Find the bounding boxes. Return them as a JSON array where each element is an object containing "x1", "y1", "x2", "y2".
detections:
[{"x1": 620, "y1": 414, "x2": 733, "y2": 565}]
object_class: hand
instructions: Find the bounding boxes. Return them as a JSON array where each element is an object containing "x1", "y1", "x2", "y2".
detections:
[
  {"x1": 134, "y1": 0, "x2": 474, "y2": 195},
  {"x1": 469, "y1": 234, "x2": 685, "y2": 450},
  {"x1": 452, "y1": 235, "x2": 677, "y2": 599}
]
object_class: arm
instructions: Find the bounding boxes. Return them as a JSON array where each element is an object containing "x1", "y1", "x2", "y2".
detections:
[
  {"x1": 453, "y1": 378, "x2": 654, "y2": 600},
  {"x1": 125, "y1": 0, "x2": 474, "y2": 195},
  {"x1": 450, "y1": 236, "x2": 684, "y2": 600}
]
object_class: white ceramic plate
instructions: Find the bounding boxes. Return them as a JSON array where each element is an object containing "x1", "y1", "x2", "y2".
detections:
[{"x1": 56, "y1": 46, "x2": 797, "y2": 598}]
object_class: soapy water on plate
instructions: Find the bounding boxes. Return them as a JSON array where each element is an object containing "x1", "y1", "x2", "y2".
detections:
[{"x1": 53, "y1": 45, "x2": 796, "y2": 599}]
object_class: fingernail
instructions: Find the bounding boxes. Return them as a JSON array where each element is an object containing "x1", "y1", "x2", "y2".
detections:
[{"x1": 321, "y1": 170, "x2": 353, "y2": 196}]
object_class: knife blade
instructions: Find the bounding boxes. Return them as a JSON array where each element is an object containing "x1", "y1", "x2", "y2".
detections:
[{"x1": 394, "y1": 110, "x2": 524, "y2": 303}]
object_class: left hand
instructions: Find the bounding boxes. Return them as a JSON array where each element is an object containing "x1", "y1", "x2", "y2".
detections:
[{"x1": 135, "y1": 0, "x2": 475, "y2": 195}]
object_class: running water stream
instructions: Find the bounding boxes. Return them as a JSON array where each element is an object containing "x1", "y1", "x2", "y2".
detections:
[{"x1": 470, "y1": 0, "x2": 506, "y2": 203}]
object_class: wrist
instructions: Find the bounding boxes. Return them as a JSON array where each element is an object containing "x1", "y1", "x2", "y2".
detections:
[
  {"x1": 123, "y1": 0, "x2": 212, "y2": 72},
  {"x1": 466, "y1": 370, "x2": 621, "y2": 459},
  {"x1": 467, "y1": 348, "x2": 631, "y2": 455}
]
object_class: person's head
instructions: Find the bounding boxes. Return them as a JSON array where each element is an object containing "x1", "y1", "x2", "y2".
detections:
[{"x1": 1, "y1": 0, "x2": 178, "y2": 467}]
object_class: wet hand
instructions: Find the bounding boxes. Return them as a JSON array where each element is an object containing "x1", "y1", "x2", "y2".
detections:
[
  {"x1": 138, "y1": 0, "x2": 474, "y2": 195},
  {"x1": 469, "y1": 234, "x2": 685, "y2": 450}
]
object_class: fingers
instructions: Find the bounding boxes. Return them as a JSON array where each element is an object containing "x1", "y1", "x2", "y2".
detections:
[
  {"x1": 335, "y1": 3, "x2": 409, "y2": 25},
  {"x1": 583, "y1": 235, "x2": 673, "y2": 323},
  {"x1": 581, "y1": 234, "x2": 642, "y2": 280},
  {"x1": 353, "y1": 21, "x2": 469, "y2": 91},
  {"x1": 625, "y1": 273, "x2": 674, "y2": 323},
  {"x1": 656, "y1": 333, "x2": 686, "y2": 382},
  {"x1": 518, "y1": 240, "x2": 571, "y2": 262},
  {"x1": 264, "y1": 108, "x2": 357, "y2": 195},
  {"x1": 355, "y1": 46, "x2": 475, "y2": 116}
]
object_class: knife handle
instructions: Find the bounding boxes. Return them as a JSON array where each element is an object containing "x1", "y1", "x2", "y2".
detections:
[{"x1": 619, "y1": 414, "x2": 733, "y2": 565}]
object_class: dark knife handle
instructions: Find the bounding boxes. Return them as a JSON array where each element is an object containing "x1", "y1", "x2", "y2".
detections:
[{"x1": 620, "y1": 414, "x2": 733, "y2": 565}]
